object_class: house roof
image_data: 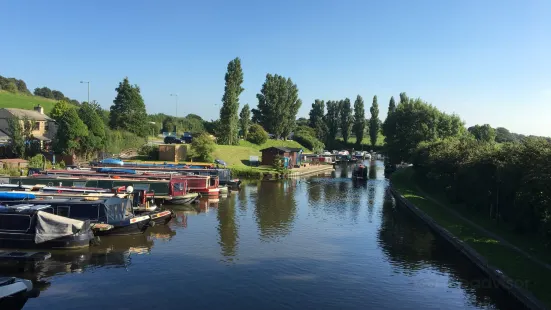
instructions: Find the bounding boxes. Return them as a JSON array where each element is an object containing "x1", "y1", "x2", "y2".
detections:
[
  {"x1": 260, "y1": 146, "x2": 303, "y2": 153},
  {"x1": 1, "y1": 108, "x2": 52, "y2": 121}
]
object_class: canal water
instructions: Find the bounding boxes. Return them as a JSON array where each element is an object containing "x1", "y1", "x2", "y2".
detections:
[{"x1": 9, "y1": 160, "x2": 524, "y2": 309}]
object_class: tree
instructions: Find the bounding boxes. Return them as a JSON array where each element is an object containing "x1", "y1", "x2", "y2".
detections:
[
  {"x1": 239, "y1": 104, "x2": 251, "y2": 140},
  {"x1": 296, "y1": 117, "x2": 309, "y2": 127},
  {"x1": 79, "y1": 102, "x2": 106, "y2": 156},
  {"x1": 109, "y1": 77, "x2": 148, "y2": 137},
  {"x1": 308, "y1": 99, "x2": 327, "y2": 141},
  {"x1": 34, "y1": 87, "x2": 53, "y2": 99},
  {"x1": 255, "y1": 74, "x2": 302, "y2": 139},
  {"x1": 54, "y1": 107, "x2": 89, "y2": 155},
  {"x1": 5, "y1": 81, "x2": 17, "y2": 93},
  {"x1": 399, "y1": 92, "x2": 408, "y2": 104},
  {"x1": 495, "y1": 127, "x2": 516, "y2": 143},
  {"x1": 325, "y1": 101, "x2": 340, "y2": 147},
  {"x1": 191, "y1": 133, "x2": 216, "y2": 162},
  {"x1": 6, "y1": 117, "x2": 28, "y2": 158},
  {"x1": 369, "y1": 95, "x2": 380, "y2": 147},
  {"x1": 162, "y1": 116, "x2": 177, "y2": 133},
  {"x1": 388, "y1": 96, "x2": 396, "y2": 114},
  {"x1": 251, "y1": 108, "x2": 262, "y2": 124},
  {"x1": 352, "y1": 95, "x2": 366, "y2": 146},
  {"x1": 218, "y1": 57, "x2": 244, "y2": 145},
  {"x1": 50, "y1": 100, "x2": 71, "y2": 122},
  {"x1": 52, "y1": 90, "x2": 65, "y2": 101},
  {"x1": 468, "y1": 124, "x2": 496, "y2": 142},
  {"x1": 339, "y1": 98, "x2": 353, "y2": 143},
  {"x1": 247, "y1": 124, "x2": 268, "y2": 145}
]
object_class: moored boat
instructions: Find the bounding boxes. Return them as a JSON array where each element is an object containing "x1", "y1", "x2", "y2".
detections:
[
  {"x1": 0, "y1": 277, "x2": 40, "y2": 310},
  {"x1": 0, "y1": 204, "x2": 95, "y2": 249}
]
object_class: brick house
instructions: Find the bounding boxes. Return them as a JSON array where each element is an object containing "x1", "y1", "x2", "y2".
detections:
[{"x1": 0, "y1": 105, "x2": 57, "y2": 149}]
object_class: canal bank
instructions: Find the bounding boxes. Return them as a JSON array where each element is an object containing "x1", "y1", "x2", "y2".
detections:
[{"x1": 390, "y1": 167, "x2": 550, "y2": 310}]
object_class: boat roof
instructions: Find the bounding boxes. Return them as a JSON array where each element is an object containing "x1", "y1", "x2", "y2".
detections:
[{"x1": 0, "y1": 204, "x2": 52, "y2": 213}]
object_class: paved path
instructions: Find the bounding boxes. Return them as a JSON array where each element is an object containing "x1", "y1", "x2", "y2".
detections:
[{"x1": 414, "y1": 185, "x2": 551, "y2": 272}]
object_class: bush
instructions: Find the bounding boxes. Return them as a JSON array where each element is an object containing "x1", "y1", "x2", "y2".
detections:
[
  {"x1": 294, "y1": 131, "x2": 324, "y2": 153},
  {"x1": 138, "y1": 144, "x2": 159, "y2": 160},
  {"x1": 28, "y1": 154, "x2": 46, "y2": 169},
  {"x1": 191, "y1": 133, "x2": 216, "y2": 162},
  {"x1": 105, "y1": 129, "x2": 147, "y2": 154},
  {"x1": 247, "y1": 124, "x2": 268, "y2": 145}
]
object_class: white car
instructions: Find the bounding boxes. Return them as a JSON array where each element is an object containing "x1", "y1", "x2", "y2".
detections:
[{"x1": 322, "y1": 150, "x2": 332, "y2": 155}]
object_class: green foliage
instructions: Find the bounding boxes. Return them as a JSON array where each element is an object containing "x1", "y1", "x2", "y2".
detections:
[
  {"x1": 0, "y1": 75, "x2": 31, "y2": 94},
  {"x1": 34, "y1": 87, "x2": 54, "y2": 99},
  {"x1": 369, "y1": 95, "x2": 380, "y2": 147},
  {"x1": 104, "y1": 129, "x2": 147, "y2": 154},
  {"x1": 109, "y1": 77, "x2": 148, "y2": 137},
  {"x1": 6, "y1": 117, "x2": 30, "y2": 158},
  {"x1": 5, "y1": 81, "x2": 18, "y2": 93},
  {"x1": 138, "y1": 144, "x2": 159, "y2": 160},
  {"x1": 256, "y1": 74, "x2": 302, "y2": 138},
  {"x1": 325, "y1": 101, "x2": 340, "y2": 148},
  {"x1": 54, "y1": 107, "x2": 89, "y2": 155},
  {"x1": 272, "y1": 154, "x2": 284, "y2": 171},
  {"x1": 308, "y1": 99, "x2": 327, "y2": 141},
  {"x1": 352, "y1": 95, "x2": 366, "y2": 147},
  {"x1": 78, "y1": 102, "x2": 106, "y2": 156},
  {"x1": 247, "y1": 124, "x2": 268, "y2": 145},
  {"x1": 388, "y1": 96, "x2": 396, "y2": 114},
  {"x1": 468, "y1": 124, "x2": 496, "y2": 142},
  {"x1": 239, "y1": 104, "x2": 251, "y2": 140},
  {"x1": 28, "y1": 154, "x2": 47, "y2": 169},
  {"x1": 50, "y1": 100, "x2": 70, "y2": 122},
  {"x1": 296, "y1": 117, "x2": 309, "y2": 127},
  {"x1": 412, "y1": 136, "x2": 551, "y2": 245},
  {"x1": 191, "y1": 133, "x2": 216, "y2": 162},
  {"x1": 339, "y1": 98, "x2": 353, "y2": 143},
  {"x1": 293, "y1": 126, "x2": 325, "y2": 153},
  {"x1": 219, "y1": 57, "x2": 244, "y2": 145}
]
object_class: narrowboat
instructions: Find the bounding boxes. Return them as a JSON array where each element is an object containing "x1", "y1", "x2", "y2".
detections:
[
  {"x1": 0, "y1": 204, "x2": 95, "y2": 249},
  {"x1": 352, "y1": 164, "x2": 368, "y2": 180},
  {"x1": 0, "y1": 197, "x2": 154, "y2": 236},
  {"x1": 0, "y1": 277, "x2": 40, "y2": 310}
]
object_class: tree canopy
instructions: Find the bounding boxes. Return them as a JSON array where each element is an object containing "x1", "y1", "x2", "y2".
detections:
[
  {"x1": 369, "y1": 95, "x2": 380, "y2": 147},
  {"x1": 239, "y1": 104, "x2": 251, "y2": 140},
  {"x1": 109, "y1": 77, "x2": 148, "y2": 137},
  {"x1": 352, "y1": 95, "x2": 366, "y2": 147},
  {"x1": 468, "y1": 124, "x2": 496, "y2": 142},
  {"x1": 308, "y1": 99, "x2": 327, "y2": 142},
  {"x1": 339, "y1": 98, "x2": 353, "y2": 144},
  {"x1": 54, "y1": 107, "x2": 89, "y2": 155},
  {"x1": 218, "y1": 57, "x2": 244, "y2": 145}
]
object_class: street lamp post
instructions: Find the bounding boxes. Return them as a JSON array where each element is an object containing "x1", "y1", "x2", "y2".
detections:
[
  {"x1": 80, "y1": 81, "x2": 90, "y2": 104},
  {"x1": 170, "y1": 94, "x2": 178, "y2": 118}
]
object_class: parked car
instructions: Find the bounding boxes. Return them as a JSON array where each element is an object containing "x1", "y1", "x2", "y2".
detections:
[
  {"x1": 181, "y1": 132, "x2": 193, "y2": 144},
  {"x1": 164, "y1": 136, "x2": 183, "y2": 144},
  {"x1": 322, "y1": 150, "x2": 332, "y2": 156}
]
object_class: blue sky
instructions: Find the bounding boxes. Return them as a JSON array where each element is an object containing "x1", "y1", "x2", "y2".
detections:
[{"x1": 1, "y1": 0, "x2": 550, "y2": 136}]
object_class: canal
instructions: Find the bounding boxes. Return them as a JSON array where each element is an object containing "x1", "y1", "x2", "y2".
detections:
[{"x1": 11, "y1": 160, "x2": 524, "y2": 309}]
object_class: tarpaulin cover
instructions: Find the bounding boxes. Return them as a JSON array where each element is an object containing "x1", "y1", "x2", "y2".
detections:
[
  {"x1": 34, "y1": 211, "x2": 84, "y2": 244},
  {"x1": 104, "y1": 197, "x2": 133, "y2": 223}
]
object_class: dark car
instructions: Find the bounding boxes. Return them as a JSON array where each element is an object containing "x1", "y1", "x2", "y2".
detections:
[
  {"x1": 181, "y1": 132, "x2": 192, "y2": 144},
  {"x1": 164, "y1": 136, "x2": 183, "y2": 144}
]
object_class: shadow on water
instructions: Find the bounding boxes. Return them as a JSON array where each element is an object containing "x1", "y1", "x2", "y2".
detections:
[{"x1": 254, "y1": 180, "x2": 298, "y2": 242}]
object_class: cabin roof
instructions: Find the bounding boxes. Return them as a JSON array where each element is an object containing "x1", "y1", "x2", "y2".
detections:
[{"x1": 260, "y1": 146, "x2": 303, "y2": 153}]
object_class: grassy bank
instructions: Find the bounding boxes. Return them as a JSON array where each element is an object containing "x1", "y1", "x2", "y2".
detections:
[
  {"x1": 212, "y1": 139, "x2": 309, "y2": 167},
  {"x1": 0, "y1": 91, "x2": 57, "y2": 112},
  {"x1": 391, "y1": 167, "x2": 551, "y2": 308}
]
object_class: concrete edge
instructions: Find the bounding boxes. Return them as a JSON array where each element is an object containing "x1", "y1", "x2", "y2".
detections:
[
  {"x1": 288, "y1": 165, "x2": 335, "y2": 178},
  {"x1": 388, "y1": 184, "x2": 548, "y2": 310}
]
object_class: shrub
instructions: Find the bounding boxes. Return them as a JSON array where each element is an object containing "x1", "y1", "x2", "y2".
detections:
[
  {"x1": 247, "y1": 124, "x2": 268, "y2": 145},
  {"x1": 138, "y1": 144, "x2": 159, "y2": 160},
  {"x1": 28, "y1": 154, "x2": 46, "y2": 169},
  {"x1": 294, "y1": 132, "x2": 324, "y2": 153},
  {"x1": 191, "y1": 133, "x2": 216, "y2": 162}
]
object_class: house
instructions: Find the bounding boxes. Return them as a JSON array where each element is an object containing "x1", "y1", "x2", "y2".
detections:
[
  {"x1": 260, "y1": 146, "x2": 303, "y2": 168},
  {"x1": 0, "y1": 105, "x2": 57, "y2": 149},
  {"x1": 0, "y1": 158, "x2": 28, "y2": 170}
]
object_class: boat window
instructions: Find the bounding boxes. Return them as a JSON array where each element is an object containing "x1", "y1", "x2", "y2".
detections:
[
  {"x1": 73, "y1": 182, "x2": 87, "y2": 188},
  {"x1": 0, "y1": 214, "x2": 31, "y2": 232},
  {"x1": 149, "y1": 183, "x2": 168, "y2": 194},
  {"x1": 70, "y1": 204, "x2": 99, "y2": 221},
  {"x1": 57, "y1": 206, "x2": 70, "y2": 217},
  {"x1": 174, "y1": 183, "x2": 185, "y2": 191},
  {"x1": 97, "y1": 180, "x2": 113, "y2": 189},
  {"x1": 132, "y1": 183, "x2": 150, "y2": 190}
]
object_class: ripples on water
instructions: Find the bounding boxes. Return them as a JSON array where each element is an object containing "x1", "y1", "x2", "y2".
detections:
[{"x1": 8, "y1": 161, "x2": 525, "y2": 310}]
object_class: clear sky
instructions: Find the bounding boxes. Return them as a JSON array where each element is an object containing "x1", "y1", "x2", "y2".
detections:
[{"x1": 1, "y1": 0, "x2": 550, "y2": 136}]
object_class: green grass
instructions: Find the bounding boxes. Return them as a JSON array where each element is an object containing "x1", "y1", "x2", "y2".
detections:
[
  {"x1": 0, "y1": 91, "x2": 57, "y2": 113},
  {"x1": 391, "y1": 167, "x2": 551, "y2": 308},
  {"x1": 213, "y1": 139, "x2": 309, "y2": 167}
]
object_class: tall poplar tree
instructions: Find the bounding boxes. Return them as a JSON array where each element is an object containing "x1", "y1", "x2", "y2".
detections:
[
  {"x1": 325, "y1": 101, "x2": 340, "y2": 147},
  {"x1": 239, "y1": 104, "x2": 251, "y2": 140},
  {"x1": 352, "y1": 95, "x2": 366, "y2": 146},
  {"x1": 308, "y1": 99, "x2": 327, "y2": 141},
  {"x1": 369, "y1": 95, "x2": 380, "y2": 147},
  {"x1": 219, "y1": 57, "x2": 244, "y2": 145},
  {"x1": 340, "y1": 98, "x2": 353, "y2": 143}
]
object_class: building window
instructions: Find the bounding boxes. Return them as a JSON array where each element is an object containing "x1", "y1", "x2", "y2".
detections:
[{"x1": 33, "y1": 122, "x2": 40, "y2": 131}]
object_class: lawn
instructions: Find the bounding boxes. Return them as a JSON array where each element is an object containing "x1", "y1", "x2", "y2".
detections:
[
  {"x1": 0, "y1": 91, "x2": 57, "y2": 113},
  {"x1": 336, "y1": 131, "x2": 385, "y2": 147},
  {"x1": 391, "y1": 167, "x2": 551, "y2": 308},
  {"x1": 212, "y1": 139, "x2": 309, "y2": 167}
]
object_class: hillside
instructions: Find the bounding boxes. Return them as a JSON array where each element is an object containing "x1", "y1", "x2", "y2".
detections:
[
  {"x1": 0, "y1": 91, "x2": 56, "y2": 113},
  {"x1": 213, "y1": 139, "x2": 310, "y2": 167}
]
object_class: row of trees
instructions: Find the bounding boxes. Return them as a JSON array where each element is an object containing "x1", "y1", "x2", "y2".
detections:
[
  {"x1": 217, "y1": 58, "x2": 303, "y2": 146},
  {"x1": 307, "y1": 95, "x2": 381, "y2": 149},
  {"x1": 0, "y1": 75, "x2": 31, "y2": 95},
  {"x1": 382, "y1": 92, "x2": 551, "y2": 245},
  {"x1": 33, "y1": 86, "x2": 80, "y2": 105}
]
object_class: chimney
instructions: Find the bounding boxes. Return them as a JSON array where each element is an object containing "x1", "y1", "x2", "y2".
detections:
[{"x1": 34, "y1": 104, "x2": 44, "y2": 115}]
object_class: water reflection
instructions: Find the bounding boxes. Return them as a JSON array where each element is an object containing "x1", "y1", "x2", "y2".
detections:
[
  {"x1": 254, "y1": 180, "x2": 297, "y2": 241},
  {"x1": 217, "y1": 193, "x2": 238, "y2": 260}
]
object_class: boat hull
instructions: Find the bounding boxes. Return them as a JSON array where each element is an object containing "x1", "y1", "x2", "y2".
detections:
[
  {"x1": 164, "y1": 193, "x2": 199, "y2": 204},
  {"x1": 146, "y1": 210, "x2": 174, "y2": 225},
  {"x1": 0, "y1": 231, "x2": 93, "y2": 250},
  {"x1": 94, "y1": 216, "x2": 151, "y2": 236}
]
